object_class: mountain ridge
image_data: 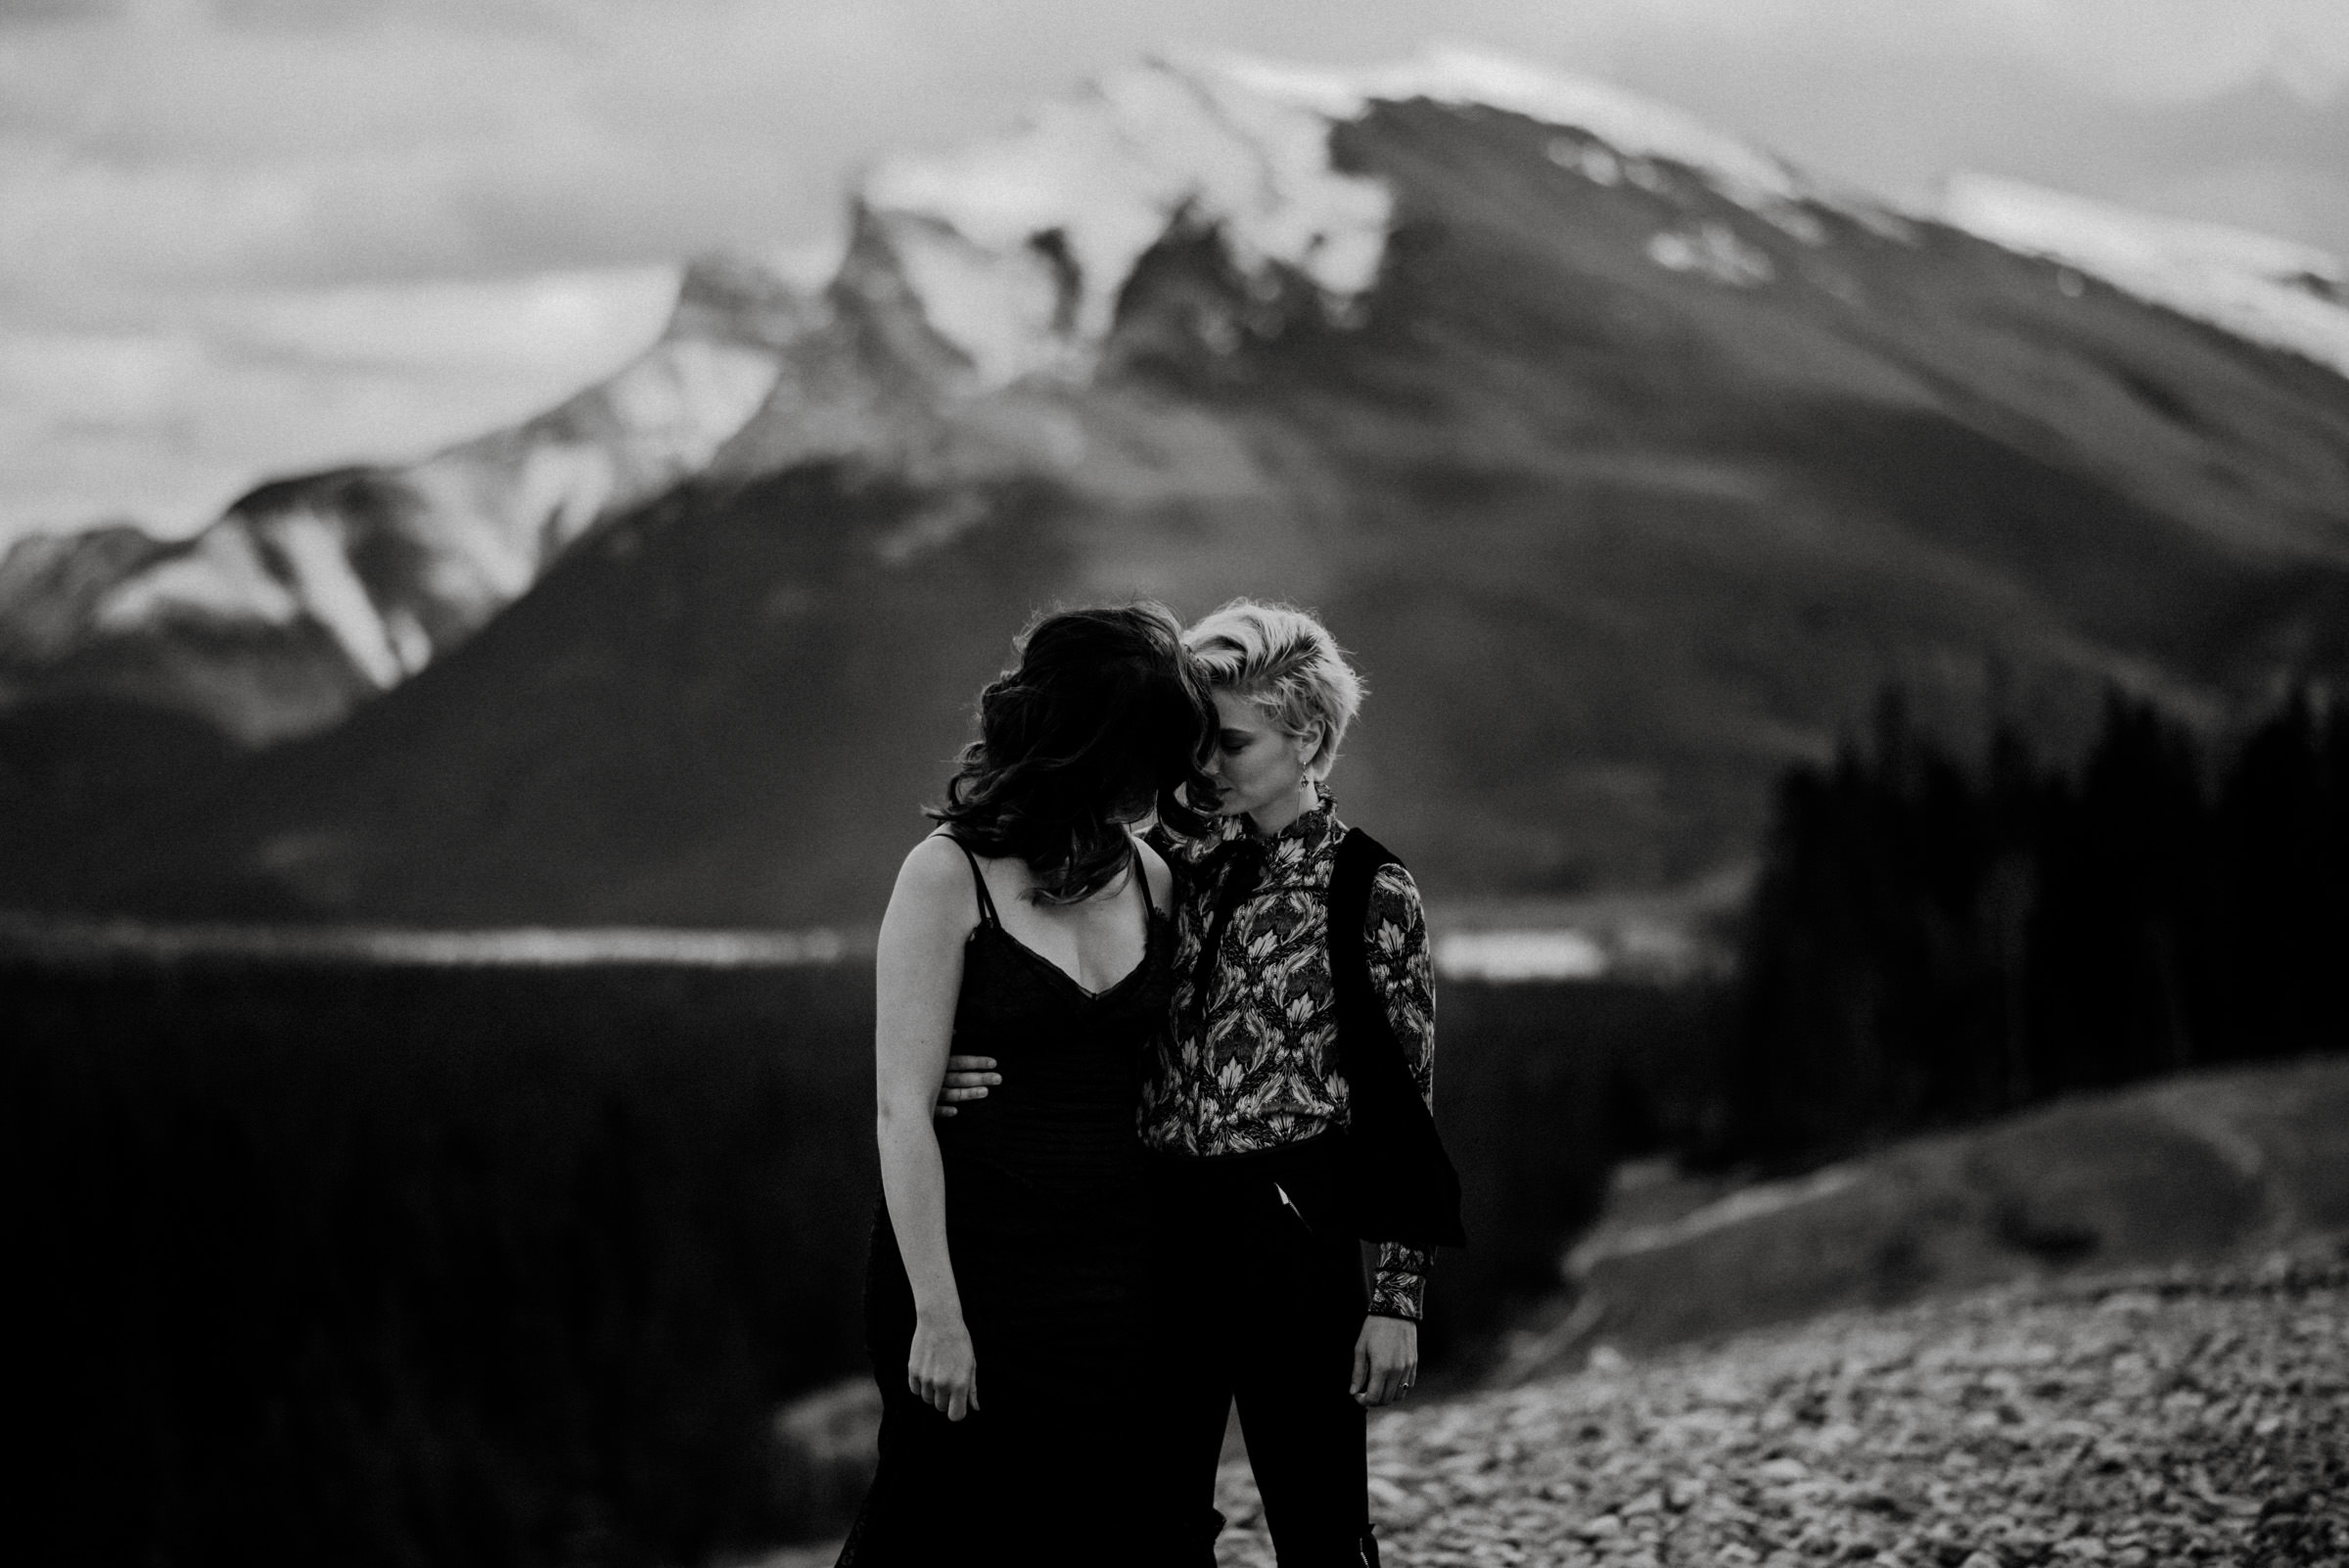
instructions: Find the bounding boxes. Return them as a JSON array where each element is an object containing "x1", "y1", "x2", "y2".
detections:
[
  {"x1": 0, "y1": 254, "x2": 806, "y2": 745},
  {"x1": 9, "y1": 51, "x2": 2345, "y2": 745},
  {"x1": 7, "y1": 51, "x2": 2349, "y2": 922}
]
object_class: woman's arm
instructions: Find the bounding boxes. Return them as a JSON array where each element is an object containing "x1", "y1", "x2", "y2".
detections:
[
  {"x1": 876, "y1": 835, "x2": 982, "y2": 1419},
  {"x1": 1355, "y1": 860, "x2": 1437, "y2": 1405},
  {"x1": 1366, "y1": 861, "x2": 1437, "y2": 1107},
  {"x1": 1366, "y1": 863, "x2": 1439, "y2": 1323}
]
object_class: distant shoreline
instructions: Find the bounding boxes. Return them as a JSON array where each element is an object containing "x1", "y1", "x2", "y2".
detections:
[
  {"x1": 0, "y1": 911, "x2": 1728, "y2": 982},
  {"x1": 0, "y1": 914, "x2": 867, "y2": 969}
]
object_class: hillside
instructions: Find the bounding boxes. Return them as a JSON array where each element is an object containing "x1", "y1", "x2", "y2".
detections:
[
  {"x1": 1212, "y1": 1259, "x2": 2348, "y2": 1567},
  {"x1": 747, "y1": 1056, "x2": 2349, "y2": 1563},
  {"x1": 1527, "y1": 1057, "x2": 2349, "y2": 1363},
  {"x1": 8, "y1": 51, "x2": 2349, "y2": 923}
]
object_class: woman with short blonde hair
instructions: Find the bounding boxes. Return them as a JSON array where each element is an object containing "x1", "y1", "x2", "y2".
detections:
[
  {"x1": 1180, "y1": 598, "x2": 1365, "y2": 779},
  {"x1": 1141, "y1": 598, "x2": 1461, "y2": 1568}
]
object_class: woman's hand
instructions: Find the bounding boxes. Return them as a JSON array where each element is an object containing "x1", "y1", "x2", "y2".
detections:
[
  {"x1": 908, "y1": 1311, "x2": 980, "y2": 1421},
  {"x1": 934, "y1": 1055, "x2": 998, "y2": 1118},
  {"x1": 1351, "y1": 1314, "x2": 1418, "y2": 1407}
]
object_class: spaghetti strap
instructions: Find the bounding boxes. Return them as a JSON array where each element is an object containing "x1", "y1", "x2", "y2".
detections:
[
  {"x1": 1128, "y1": 838, "x2": 1154, "y2": 922},
  {"x1": 941, "y1": 834, "x2": 1000, "y2": 928}
]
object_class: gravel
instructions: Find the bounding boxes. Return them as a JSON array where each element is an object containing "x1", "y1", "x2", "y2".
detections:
[{"x1": 1212, "y1": 1259, "x2": 2349, "y2": 1567}]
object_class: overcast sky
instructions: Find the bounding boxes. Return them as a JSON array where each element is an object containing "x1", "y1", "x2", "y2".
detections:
[{"x1": 3, "y1": 0, "x2": 2345, "y2": 546}]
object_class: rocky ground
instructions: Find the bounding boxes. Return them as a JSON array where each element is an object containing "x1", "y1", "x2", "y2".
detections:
[{"x1": 1210, "y1": 1258, "x2": 2348, "y2": 1568}]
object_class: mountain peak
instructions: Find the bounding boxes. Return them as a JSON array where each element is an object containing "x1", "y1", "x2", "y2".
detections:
[
  {"x1": 851, "y1": 47, "x2": 1839, "y2": 392},
  {"x1": 668, "y1": 249, "x2": 833, "y2": 350},
  {"x1": 855, "y1": 55, "x2": 1389, "y2": 388},
  {"x1": 1, "y1": 261, "x2": 796, "y2": 744}
]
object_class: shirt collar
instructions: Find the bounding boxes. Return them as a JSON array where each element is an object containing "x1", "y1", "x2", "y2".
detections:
[{"x1": 1215, "y1": 784, "x2": 1338, "y2": 866}]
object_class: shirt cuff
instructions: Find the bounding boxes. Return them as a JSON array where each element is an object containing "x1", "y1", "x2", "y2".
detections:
[{"x1": 1369, "y1": 1242, "x2": 1435, "y2": 1321}]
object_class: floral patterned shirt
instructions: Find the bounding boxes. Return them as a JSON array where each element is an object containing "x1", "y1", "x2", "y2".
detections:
[{"x1": 1141, "y1": 792, "x2": 1439, "y2": 1320}]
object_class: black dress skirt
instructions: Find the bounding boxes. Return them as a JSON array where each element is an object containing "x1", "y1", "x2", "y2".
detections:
[{"x1": 836, "y1": 846, "x2": 1174, "y2": 1565}]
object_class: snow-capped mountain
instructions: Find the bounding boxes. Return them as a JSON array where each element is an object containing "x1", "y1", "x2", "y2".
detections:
[
  {"x1": 0, "y1": 255, "x2": 806, "y2": 744},
  {"x1": 1939, "y1": 173, "x2": 2348, "y2": 379},
  {"x1": 7, "y1": 50, "x2": 2348, "y2": 924},
  {"x1": 814, "y1": 48, "x2": 1877, "y2": 392}
]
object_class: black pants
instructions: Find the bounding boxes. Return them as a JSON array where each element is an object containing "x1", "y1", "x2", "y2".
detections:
[{"x1": 1150, "y1": 1134, "x2": 1377, "y2": 1568}]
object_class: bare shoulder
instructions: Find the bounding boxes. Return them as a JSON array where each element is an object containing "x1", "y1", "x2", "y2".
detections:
[
  {"x1": 1134, "y1": 833, "x2": 1175, "y2": 914},
  {"x1": 888, "y1": 833, "x2": 981, "y2": 927},
  {"x1": 899, "y1": 830, "x2": 972, "y2": 885}
]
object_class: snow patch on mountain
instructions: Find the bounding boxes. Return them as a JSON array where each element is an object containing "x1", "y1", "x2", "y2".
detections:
[
  {"x1": 860, "y1": 58, "x2": 1390, "y2": 387},
  {"x1": 858, "y1": 47, "x2": 1848, "y2": 389},
  {"x1": 1941, "y1": 174, "x2": 2349, "y2": 380},
  {"x1": 1647, "y1": 224, "x2": 1778, "y2": 288},
  {"x1": 1225, "y1": 45, "x2": 1810, "y2": 209},
  {"x1": 85, "y1": 331, "x2": 783, "y2": 698},
  {"x1": 284, "y1": 511, "x2": 424, "y2": 686},
  {"x1": 93, "y1": 520, "x2": 297, "y2": 635}
]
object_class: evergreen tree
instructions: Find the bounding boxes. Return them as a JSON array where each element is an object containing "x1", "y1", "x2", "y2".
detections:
[{"x1": 1728, "y1": 685, "x2": 2348, "y2": 1168}]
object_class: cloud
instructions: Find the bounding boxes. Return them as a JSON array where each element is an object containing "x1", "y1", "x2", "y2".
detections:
[
  {"x1": 2125, "y1": 159, "x2": 2349, "y2": 268},
  {"x1": 1, "y1": 0, "x2": 2344, "y2": 543},
  {"x1": 1518, "y1": 0, "x2": 2349, "y2": 106},
  {"x1": 0, "y1": 0, "x2": 117, "y2": 23},
  {"x1": 0, "y1": 269, "x2": 675, "y2": 542},
  {"x1": 7, "y1": 0, "x2": 2341, "y2": 302},
  {"x1": 1983, "y1": 0, "x2": 2349, "y2": 105}
]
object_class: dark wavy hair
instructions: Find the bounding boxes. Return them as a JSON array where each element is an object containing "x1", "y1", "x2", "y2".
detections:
[{"x1": 929, "y1": 603, "x2": 1217, "y2": 904}]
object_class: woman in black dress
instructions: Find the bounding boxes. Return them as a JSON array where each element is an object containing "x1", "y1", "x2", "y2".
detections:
[
  {"x1": 937, "y1": 599, "x2": 1464, "y2": 1567},
  {"x1": 836, "y1": 604, "x2": 1215, "y2": 1566}
]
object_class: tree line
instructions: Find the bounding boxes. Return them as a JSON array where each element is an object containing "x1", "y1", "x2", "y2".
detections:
[
  {"x1": 1, "y1": 945, "x2": 1709, "y2": 1565},
  {"x1": 1727, "y1": 687, "x2": 2348, "y2": 1166}
]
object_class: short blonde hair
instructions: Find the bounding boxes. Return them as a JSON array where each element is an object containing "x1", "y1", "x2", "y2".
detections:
[{"x1": 1183, "y1": 599, "x2": 1364, "y2": 777}]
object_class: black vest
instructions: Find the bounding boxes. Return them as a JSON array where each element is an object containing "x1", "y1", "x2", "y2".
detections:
[{"x1": 1328, "y1": 828, "x2": 1467, "y2": 1251}]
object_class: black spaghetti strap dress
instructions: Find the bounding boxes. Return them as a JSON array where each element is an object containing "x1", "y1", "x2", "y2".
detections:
[{"x1": 836, "y1": 842, "x2": 1174, "y2": 1566}]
